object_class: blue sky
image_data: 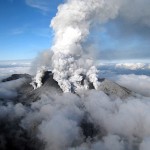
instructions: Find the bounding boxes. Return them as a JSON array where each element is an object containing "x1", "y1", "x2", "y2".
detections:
[
  {"x1": 0, "y1": 0, "x2": 63, "y2": 60},
  {"x1": 0, "y1": 0, "x2": 150, "y2": 61}
]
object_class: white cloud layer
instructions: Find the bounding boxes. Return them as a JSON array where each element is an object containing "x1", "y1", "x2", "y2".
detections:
[
  {"x1": 1, "y1": 85, "x2": 150, "y2": 150},
  {"x1": 25, "y1": 0, "x2": 53, "y2": 12},
  {"x1": 0, "y1": 68, "x2": 150, "y2": 150},
  {"x1": 0, "y1": 60, "x2": 31, "y2": 80},
  {"x1": 115, "y1": 74, "x2": 150, "y2": 97},
  {"x1": 0, "y1": 78, "x2": 26, "y2": 99}
]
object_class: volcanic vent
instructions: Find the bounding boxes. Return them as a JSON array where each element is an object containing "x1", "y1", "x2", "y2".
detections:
[{"x1": 15, "y1": 70, "x2": 132, "y2": 105}]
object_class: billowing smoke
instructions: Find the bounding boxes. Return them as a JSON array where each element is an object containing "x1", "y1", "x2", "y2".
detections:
[
  {"x1": 32, "y1": 0, "x2": 122, "y2": 92},
  {"x1": 50, "y1": 0, "x2": 122, "y2": 92},
  {"x1": 31, "y1": 66, "x2": 47, "y2": 89},
  {"x1": 31, "y1": 0, "x2": 150, "y2": 91}
]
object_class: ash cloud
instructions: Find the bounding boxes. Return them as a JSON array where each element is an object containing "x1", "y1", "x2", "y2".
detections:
[
  {"x1": 30, "y1": 50, "x2": 53, "y2": 75},
  {"x1": 49, "y1": 0, "x2": 121, "y2": 92},
  {"x1": 33, "y1": 0, "x2": 124, "y2": 92},
  {"x1": 120, "y1": 0, "x2": 150, "y2": 27},
  {"x1": 88, "y1": 0, "x2": 150, "y2": 60},
  {"x1": 33, "y1": 0, "x2": 150, "y2": 91}
]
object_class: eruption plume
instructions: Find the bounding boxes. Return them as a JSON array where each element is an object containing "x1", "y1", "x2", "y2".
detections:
[
  {"x1": 50, "y1": 0, "x2": 121, "y2": 92},
  {"x1": 32, "y1": 0, "x2": 121, "y2": 92}
]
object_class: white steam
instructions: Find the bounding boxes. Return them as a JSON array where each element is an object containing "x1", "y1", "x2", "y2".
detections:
[
  {"x1": 32, "y1": 0, "x2": 150, "y2": 91},
  {"x1": 50, "y1": 0, "x2": 121, "y2": 92},
  {"x1": 32, "y1": 0, "x2": 122, "y2": 91},
  {"x1": 31, "y1": 66, "x2": 47, "y2": 89}
]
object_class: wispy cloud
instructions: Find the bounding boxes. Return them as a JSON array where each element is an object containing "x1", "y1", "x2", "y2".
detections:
[
  {"x1": 25, "y1": 0, "x2": 51, "y2": 12},
  {"x1": 32, "y1": 27, "x2": 51, "y2": 38},
  {"x1": 10, "y1": 24, "x2": 31, "y2": 35},
  {"x1": 11, "y1": 28, "x2": 25, "y2": 35}
]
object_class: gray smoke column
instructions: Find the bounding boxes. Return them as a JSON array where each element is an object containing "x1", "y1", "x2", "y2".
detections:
[
  {"x1": 49, "y1": 0, "x2": 121, "y2": 92},
  {"x1": 32, "y1": 0, "x2": 150, "y2": 91}
]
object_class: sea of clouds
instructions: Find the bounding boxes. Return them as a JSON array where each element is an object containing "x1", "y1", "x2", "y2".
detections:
[{"x1": 0, "y1": 60, "x2": 32, "y2": 80}]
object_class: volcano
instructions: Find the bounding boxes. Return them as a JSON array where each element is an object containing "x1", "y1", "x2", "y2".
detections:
[{"x1": 1, "y1": 71, "x2": 132, "y2": 104}]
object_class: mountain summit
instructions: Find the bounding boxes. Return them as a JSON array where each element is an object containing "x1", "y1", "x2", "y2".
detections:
[{"x1": 2, "y1": 71, "x2": 132, "y2": 104}]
